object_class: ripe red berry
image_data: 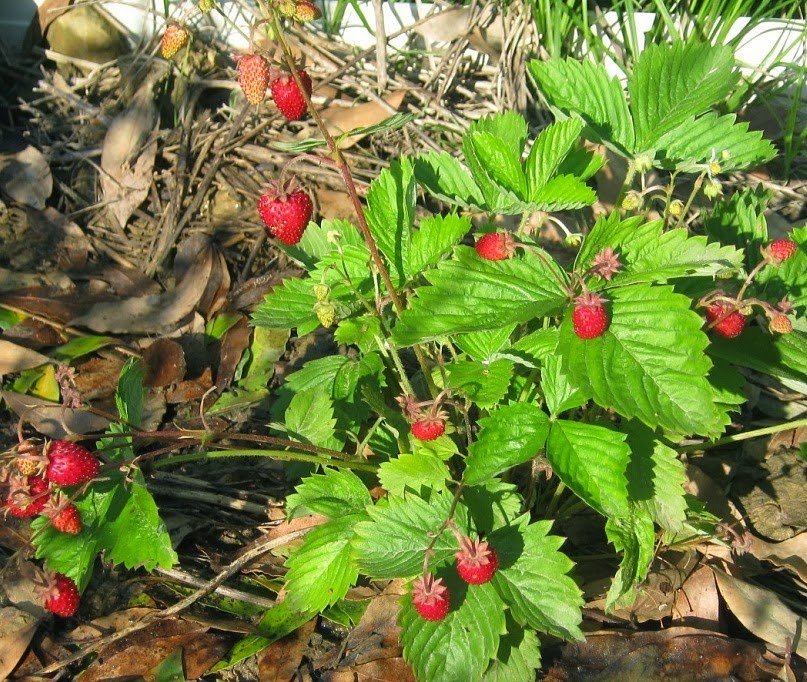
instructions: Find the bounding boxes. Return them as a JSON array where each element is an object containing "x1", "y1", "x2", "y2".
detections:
[
  {"x1": 705, "y1": 302, "x2": 746, "y2": 339},
  {"x1": 46, "y1": 441, "x2": 100, "y2": 487},
  {"x1": 411, "y1": 418, "x2": 445, "y2": 441},
  {"x1": 767, "y1": 239, "x2": 797, "y2": 264},
  {"x1": 3, "y1": 475, "x2": 50, "y2": 518},
  {"x1": 412, "y1": 575, "x2": 449, "y2": 621},
  {"x1": 475, "y1": 232, "x2": 515, "y2": 261},
  {"x1": 258, "y1": 183, "x2": 313, "y2": 245},
  {"x1": 456, "y1": 537, "x2": 499, "y2": 585},
  {"x1": 42, "y1": 573, "x2": 80, "y2": 618},
  {"x1": 270, "y1": 70, "x2": 312, "y2": 121},
  {"x1": 49, "y1": 501, "x2": 83, "y2": 535},
  {"x1": 160, "y1": 22, "x2": 190, "y2": 59},
  {"x1": 237, "y1": 54, "x2": 270, "y2": 105},
  {"x1": 572, "y1": 292, "x2": 609, "y2": 339}
]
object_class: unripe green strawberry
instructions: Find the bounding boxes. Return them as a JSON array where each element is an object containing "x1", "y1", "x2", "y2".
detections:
[
  {"x1": 258, "y1": 182, "x2": 314, "y2": 245},
  {"x1": 276, "y1": 0, "x2": 298, "y2": 18},
  {"x1": 198, "y1": 0, "x2": 216, "y2": 12},
  {"x1": 270, "y1": 70, "x2": 312, "y2": 121},
  {"x1": 161, "y1": 22, "x2": 190, "y2": 59},
  {"x1": 572, "y1": 293, "x2": 609, "y2": 339},
  {"x1": 766, "y1": 239, "x2": 797, "y2": 265},
  {"x1": 412, "y1": 575, "x2": 449, "y2": 621},
  {"x1": 475, "y1": 232, "x2": 515, "y2": 261},
  {"x1": 237, "y1": 54, "x2": 271, "y2": 105},
  {"x1": 705, "y1": 302, "x2": 745, "y2": 339},
  {"x1": 314, "y1": 301, "x2": 336, "y2": 328},
  {"x1": 46, "y1": 441, "x2": 100, "y2": 486}
]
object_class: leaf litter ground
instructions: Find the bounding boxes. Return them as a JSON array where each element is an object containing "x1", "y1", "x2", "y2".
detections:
[{"x1": 0, "y1": 2, "x2": 806, "y2": 680}]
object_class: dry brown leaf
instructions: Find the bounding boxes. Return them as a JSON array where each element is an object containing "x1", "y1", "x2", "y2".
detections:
[
  {"x1": 712, "y1": 567, "x2": 807, "y2": 658},
  {"x1": 44, "y1": 4, "x2": 127, "y2": 65},
  {"x1": 27, "y1": 0, "x2": 73, "y2": 42},
  {"x1": 69, "y1": 242, "x2": 214, "y2": 334},
  {"x1": 100, "y1": 87, "x2": 158, "y2": 228},
  {"x1": 0, "y1": 607, "x2": 39, "y2": 681},
  {"x1": 143, "y1": 338, "x2": 186, "y2": 388},
  {"x1": 748, "y1": 533, "x2": 807, "y2": 583},
  {"x1": 320, "y1": 91, "x2": 406, "y2": 150},
  {"x1": 258, "y1": 618, "x2": 317, "y2": 681},
  {"x1": 671, "y1": 564, "x2": 720, "y2": 627},
  {"x1": 0, "y1": 266, "x2": 73, "y2": 293},
  {"x1": 0, "y1": 145, "x2": 53, "y2": 209},
  {"x1": 0, "y1": 389, "x2": 110, "y2": 437},
  {"x1": 0, "y1": 339, "x2": 53, "y2": 375}
]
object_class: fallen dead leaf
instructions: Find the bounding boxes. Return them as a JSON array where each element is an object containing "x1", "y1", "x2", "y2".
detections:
[
  {"x1": 0, "y1": 389, "x2": 111, "y2": 437},
  {"x1": 712, "y1": 567, "x2": 807, "y2": 658},
  {"x1": 671, "y1": 564, "x2": 720, "y2": 628},
  {"x1": 748, "y1": 533, "x2": 807, "y2": 583},
  {"x1": 0, "y1": 607, "x2": 39, "y2": 681},
  {"x1": 0, "y1": 339, "x2": 54, "y2": 375},
  {"x1": 0, "y1": 145, "x2": 53, "y2": 210},
  {"x1": 0, "y1": 266, "x2": 73, "y2": 292},
  {"x1": 142, "y1": 338, "x2": 186, "y2": 388},
  {"x1": 258, "y1": 617, "x2": 317, "y2": 681},
  {"x1": 320, "y1": 91, "x2": 406, "y2": 150}
]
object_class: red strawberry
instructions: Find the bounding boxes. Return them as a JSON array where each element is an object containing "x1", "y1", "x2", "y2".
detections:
[
  {"x1": 48, "y1": 499, "x2": 83, "y2": 535},
  {"x1": 237, "y1": 54, "x2": 270, "y2": 105},
  {"x1": 572, "y1": 292, "x2": 609, "y2": 339},
  {"x1": 4, "y1": 475, "x2": 50, "y2": 518},
  {"x1": 270, "y1": 70, "x2": 312, "y2": 121},
  {"x1": 42, "y1": 573, "x2": 80, "y2": 617},
  {"x1": 160, "y1": 22, "x2": 190, "y2": 59},
  {"x1": 257, "y1": 182, "x2": 313, "y2": 245},
  {"x1": 411, "y1": 418, "x2": 445, "y2": 441},
  {"x1": 766, "y1": 239, "x2": 797, "y2": 264},
  {"x1": 475, "y1": 232, "x2": 515, "y2": 261},
  {"x1": 705, "y1": 302, "x2": 745, "y2": 339},
  {"x1": 46, "y1": 441, "x2": 100, "y2": 487},
  {"x1": 412, "y1": 575, "x2": 449, "y2": 621},
  {"x1": 455, "y1": 537, "x2": 498, "y2": 585}
]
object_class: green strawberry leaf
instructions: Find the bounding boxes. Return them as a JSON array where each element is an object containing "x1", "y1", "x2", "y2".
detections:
[
  {"x1": 622, "y1": 421, "x2": 687, "y2": 533},
  {"x1": 530, "y1": 174, "x2": 596, "y2": 211},
  {"x1": 462, "y1": 481, "x2": 525, "y2": 534},
  {"x1": 377, "y1": 453, "x2": 451, "y2": 497},
  {"x1": 525, "y1": 118, "x2": 584, "y2": 194},
  {"x1": 483, "y1": 617, "x2": 542, "y2": 682},
  {"x1": 529, "y1": 58, "x2": 634, "y2": 154},
  {"x1": 446, "y1": 358, "x2": 514, "y2": 409},
  {"x1": 605, "y1": 510, "x2": 656, "y2": 609},
  {"x1": 285, "y1": 514, "x2": 364, "y2": 615},
  {"x1": 280, "y1": 219, "x2": 365, "y2": 270},
  {"x1": 629, "y1": 42, "x2": 738, "y2": 152},
  {"x1": 454, "y1": 325, "x2": 516, "y2": 362},
  {"x1": 470, "y1": 111, "x2": 529, "y2": 155},
  {"x1": 708, "y1": 328, "x2": 807, "y2": 383},
  {"x1": 465, "y1": 403, "x2": 551, "y2": 486},
  {"x1": 559, "y1": 284, "x2": 724, "y2": 437},
  {"x1": 285, "y1": 468, "x2": 373, "y2": 520},
  {"x1": 365, "y1": 157, "x2": 416, "y2": 286},
  {"x1": 546, "y1": 420, "x2": 630, "y2": 519},
  {"x1": 252, "y1": 277, "x2": 318, "y2": 331},
  {"x1": 490, "y1": 517, "x2": 584, "y2": 640},
  {"x1": 541, "y1": 354, "x2": 587, "y2": 416},
  {"x1": 413, "y1": 151, "x2": 485, "y2": 209},
  {"x1": 353, "y1": 491, "x2": 464, "y2": 578},
  {"x1": 463, "y1": 132, "x2": 526, "y2": 212},
  {"x1": 702, "y1": 186, "x2": 770, "y2": 255},
  {"x1": 400, "y1": 573, "x2": 506, "y2": 682},
  {"x1": 284, "y1": 389, "x2": 343, "y2": 451},
  {"x1": 393, "y1": 246, "x2": 569, "y2": 346},
  {"x1": 409, "y1": 213, "x2": 472, "y2": 277}
]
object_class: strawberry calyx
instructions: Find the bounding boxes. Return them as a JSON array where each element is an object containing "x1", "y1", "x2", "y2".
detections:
[
  {"x1": 411, "y1": 574, "x2": 450, "y2": 621},
  {"x1": 453, "y1": 534, "x2": 499, "y2": 585}
]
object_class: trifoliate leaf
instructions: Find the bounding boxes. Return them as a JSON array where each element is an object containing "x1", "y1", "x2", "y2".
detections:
[
  {"x1": 353, "y1": 491, "x2": 463, "y2": 578},
  {"x1": 285, "y1": 515, "x2": 363, "y2": 614},
  {"x1": 529, "y1": 58, "x2": 634, "y2": 154},
  {"x1": 490, "y1": 517, "x2": 584, "y2": 640},
  {"x1": 546, "y1": 419, "x2": 630, "y2": 519},
  {"x1": 605, "y1": 510, "x2": 656, "y2": 610},
  {"x1": 559, "y1": 283, "x2": 723, "y2": 437},
  {"x1": 393, "y1": 246, "x2": 569, "y2": 346},
  {"x1": 378, "y1": 453, "x2": 451, "y2": 497},
  {"x1": 465, "y1": 403, "x2": 551, "y2": 486},
  {"x1": 622, "y1": 420, "x2": 687, "y2": 533},
  {"x1": 629, "y1": 42, "x2": 738, "y2": 151},
  {"x1": 463, "y1": 132, "x2": 526, "y2": 212},
  {"x1": 285, "y1": 468, "x2": 372, "y2": 519},
  {"x1": 400, "y1": 573, "x2": 506, "y2": 682},
  {"x1": 470, "y1": 111, "x2": 529, "y2": 155}
]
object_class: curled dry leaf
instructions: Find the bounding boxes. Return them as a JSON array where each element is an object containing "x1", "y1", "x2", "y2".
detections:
[
  {"x1": 0, "y1": 339, "x2": 53, "y2": 375},
  {"x1": 319, "y1": 91, "x2": 406, "y2": 150},
  {"x1": 0, "y1": 146, "x2": 53, "y2": 210},
  {"x1": 0, "y1": 389, "x2": 111, "y2": 438}
]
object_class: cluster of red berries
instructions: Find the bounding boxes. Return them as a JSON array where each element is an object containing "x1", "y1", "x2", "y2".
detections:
[
  {"x1": 412, "y1": 537, "x2": 499, "y2": 621},
  {"x1": 2, "y1": 441, "x2": 100, "y2": 536}
]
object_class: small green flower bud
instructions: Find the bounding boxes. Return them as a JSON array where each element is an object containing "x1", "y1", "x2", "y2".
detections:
[
  {"x1": 564, "y1": 233, "x2": 583, "y2": 248},
  {"x1": 198, "y1": 0, "x2": 216, "y2": 12},
  {"x1": 714, "y1": 268, "x2": 736, "y2": 280},
  {"x1": 668, "y1": 199, "x2": 685, "y2": 217},
  {"x1": 621, "y1": 191, "x2": 643, "y2": 211},
  {"x1": 702, "y1": 179, "x2": 722, "y2": 199},
  {"x1": 709, "y1": 160, "x2": 722, "y2": 176},
  {"x1": 634, "y1": 154, "x2": 653, "y2": 173}
]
